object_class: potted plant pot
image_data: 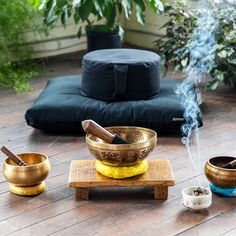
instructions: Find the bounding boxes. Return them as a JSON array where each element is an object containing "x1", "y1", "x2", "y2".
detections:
[{"x1": 86, "y1": 25, "x2": 121, "y2": 52}]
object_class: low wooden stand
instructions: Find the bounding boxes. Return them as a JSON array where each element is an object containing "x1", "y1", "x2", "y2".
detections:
[{"x1": 68, "y1": 160, "x2": 175, "y2": 200}]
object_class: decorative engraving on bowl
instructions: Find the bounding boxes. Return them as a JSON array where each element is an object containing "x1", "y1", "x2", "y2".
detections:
[
  {"x1": 101, "y1": 151, "x2": 119, "y2": 162},
  {"x1": 106, "y1": 129, "x2": 146, "y2": 144},
  {"x1": 86, "y1": 126, "x2": 157, "y2": 166},
  {"x1": 88, "y1": 146, "x2": 154, "y2": 166},
  {"x1": 127, "y1": 151, "x2": 138, "y2": 163},
  {"x1": 88, "y1": 147, "x2": 120, "y2": 164},
  {"x1": 140, "y1": 147, "x2": 153, "y2": 158},
  {"x1": 126, "y1": 131, "x2": 145, "y2": 143}
]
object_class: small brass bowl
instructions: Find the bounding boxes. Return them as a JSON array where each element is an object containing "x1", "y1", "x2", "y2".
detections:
[
  {"x1": 204, "y1": 156, "x2": 236, "y2": 187},
  {"x1": 86, "y1": 126, "x2": 157, "y2": 166},
  {"x1": 3, "y1": 153, "x2": 51, "y2": 187}
]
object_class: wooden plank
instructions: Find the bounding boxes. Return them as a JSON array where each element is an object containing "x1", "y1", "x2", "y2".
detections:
[
  {"x1": 68, "y1": 160, "x2": 175, "y2": 187},
  {"x1": 3, "y1": 175, "x2": 192, "y2": 235},
  {"x1": 224, "y1": 228, "x2": 236, "y2": 236},
  {"x1": 0, "y1": 220, "x2": 18, "y2": 235},
  {"x1": 178, "y1": 208, "x2": 236, "y2": 236},
  {"x1": 23, "y1": 175, "x2": 233, "y2": 236},
  {"x1": 63, "y1": 183, "x2": 235, "y2": 236}
]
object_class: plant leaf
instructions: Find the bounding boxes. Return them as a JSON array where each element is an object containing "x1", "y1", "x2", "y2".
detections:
[
  {"x1": 122, "y1": 0, "x2": 132, "y2": 19},
  {"x1": 149, "y1": 0, "x2": 164, "y2": 13},
  {"x1": 61, "y1": 7, "x2": 68, "y2": 27},
  {"x1": 205, "y1": 80, "x2": 219, "y2": 91},
  {"x1": 72, "y1": 0, "x2": 81, "y2": 8},
  {"x1": 77, "y1": 26, "x2": 83, "y2": 38},
  {"x1": 228, "y1": 59, "x2": 236, "y2": 65},
  {"x1": 93, "y1": 0, "x2": 104, "y2": 17},
  {"x1": 181, "y1": 57, "x2": 188, "y2": 67},
  {"x1": 73, "y1": 7, "x2": 80, "y2": 24},
  {"x1": 104, "y1": 1, "x2": 116, "y2": 29},
  {"x1": 217, "y1": 50, "x2": 228, "y2": 58},
  {"x1": 29, "y1": 0, "x2": 42, "y2": 8},
  {"x1": 57, "y1": 0, "x2": 67, "y2": 9},
  {"x1": 133, "y1": 0, "x2": 145, "y2": 25},
  {"x1": 79, "y1": 0, "x2": 93, "y2": 21},
  {"x1": 216, "y1": 72, "x2": 225, "y2": 81}
]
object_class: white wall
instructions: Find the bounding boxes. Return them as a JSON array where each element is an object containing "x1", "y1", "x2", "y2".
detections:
[
  {"x1": 124, "y1": 8, "x2": 168, "y2": 49},
  {"x1": 26, "y1": 18, "x2": 87, "y2": 58},
  {"x1": 27, "y1": 9, "x2": 166, "y2": 58}
]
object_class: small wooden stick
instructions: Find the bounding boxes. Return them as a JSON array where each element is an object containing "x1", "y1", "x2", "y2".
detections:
[
  {"x1": 223, "y1": 159, "x2": 236, "y2": 169},
  {"x1": 82, "y1": 120, "x2": 129, "y2": 144},
  {"x1": 82, "y1": 120, "x2": 114, "y2": 143},
  {"x1": 1, "y1": 146, "x2": 27, "y2": 166}
]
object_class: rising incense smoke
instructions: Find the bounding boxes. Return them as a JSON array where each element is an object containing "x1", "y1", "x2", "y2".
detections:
[
  {"x1": 175, "y1": 0, "x2": 236, "y2": 172},
  {"x1": 176, "y1": 0, "x2": 235, "y2": 144}
]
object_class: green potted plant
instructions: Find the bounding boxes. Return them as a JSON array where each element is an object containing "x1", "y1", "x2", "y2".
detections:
[
  {"x1": 35, "y1": 0, "x2": 166, "y2": 51},
  {"x1": 0, "y1": 0, "x2": 42, "y2": 92},
  {"x1": 154, "y1": 1, "x2": 236, "y2": 90}
]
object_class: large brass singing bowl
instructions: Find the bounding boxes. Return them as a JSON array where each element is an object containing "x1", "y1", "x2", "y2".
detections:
[
  {"x1": 86, "y1": 126, "x2": 157, "y2": 166},
  {"x1": 205, "y1": 156, "x2": 236, "y2": 187},
  {"x1": 3, "y1": 153, "x2": 51, "y2": 187}
]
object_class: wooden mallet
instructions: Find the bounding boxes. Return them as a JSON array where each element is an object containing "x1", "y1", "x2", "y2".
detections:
[
  {"x1": 82, "y1": 120, "x2": 129, "y2": 144},
  {"x1": 222, "y1": 159, "x2": 236, "y2": 169},
  {"x1": 1, "y1": 146, "x2": 27, "y2": 166}
]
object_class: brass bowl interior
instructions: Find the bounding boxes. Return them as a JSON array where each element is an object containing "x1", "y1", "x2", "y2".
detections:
[
  {"x1": 88, "y1": 126, "x2": 156, "y2": 145},
  {"x1": 209, "y1": 156, "x2": 236, "y2": 169},
  {"x1": 3, "y1": 153, "x2": 50, "y2": 186},
  {"x1": 6, "y1": 153, "x2": 47, "y2": 166}
]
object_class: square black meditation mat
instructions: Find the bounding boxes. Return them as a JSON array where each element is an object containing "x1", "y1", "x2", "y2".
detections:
[{"x1": 25, "y1": 75, "x2": 201, "y2": 134}]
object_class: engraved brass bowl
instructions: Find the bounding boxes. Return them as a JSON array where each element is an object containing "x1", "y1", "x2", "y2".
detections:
[
  {"x1": 86, "y1": 126, "x2": 157, "y2": 166},
  {"x1": 204, "y1": 156, "x2": 236, "y2": 187},
  {"x1": 3, "y1": 153, "x2": 51, "y2": 187}
]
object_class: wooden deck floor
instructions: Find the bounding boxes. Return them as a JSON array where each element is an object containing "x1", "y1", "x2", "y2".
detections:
[{"x1": 1, "y1": 52, "x2": 236, "y2": 236}]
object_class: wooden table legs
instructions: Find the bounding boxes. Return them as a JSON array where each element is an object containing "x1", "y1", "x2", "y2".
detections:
[
  {"x1": 75, "y1": 185, "x2": 169, "y2": 200},
  {"x1": 154, "y1": 185, "x2": 168, "y2": 200},
  {"x1": 76, "y1": 187, "x2": 89, "y2": 200}
]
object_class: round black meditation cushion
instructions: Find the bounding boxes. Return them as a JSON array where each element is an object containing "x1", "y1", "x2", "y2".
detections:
[
  {"x1": 25, "y1": 76, "x2": 202, "y2": 135},
  {"x1": 81, "y1": 49, "x2": 161, "y2": 101}
]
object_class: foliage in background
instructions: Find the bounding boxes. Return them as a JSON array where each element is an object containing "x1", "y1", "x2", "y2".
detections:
[
  {"x1": 34, "y1": 0, "x2": 166, "y2": 37},
  {"x1": 154, "y1": 1, "x2": 236, "y2": 90},
  {"x1": 0, "y1": 0, "x2": 41, "y2": 92}
]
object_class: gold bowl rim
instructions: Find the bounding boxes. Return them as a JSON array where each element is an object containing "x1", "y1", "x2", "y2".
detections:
[
  {"x1": 86, "y1": 126, "x2": 157, "y2": 150},
  {"x1": 206, "y1": 156, "x2": 236, "y2": 172},
  {"x1": 4, "y1": 152, "x2": 49, "y2": 169}
]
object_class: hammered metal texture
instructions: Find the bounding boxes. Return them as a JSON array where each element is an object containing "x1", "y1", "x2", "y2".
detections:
[{"x1": 86, "y1": 126, "x2": 157, "y2": 166}]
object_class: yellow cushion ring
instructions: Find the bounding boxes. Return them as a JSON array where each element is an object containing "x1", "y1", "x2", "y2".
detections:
[
  {"x1": 95, "y1": 160, "x2": 148, "y2": 179},
  {"x1": 9, "y1": 181, "x2": 46, "y2": 196}
]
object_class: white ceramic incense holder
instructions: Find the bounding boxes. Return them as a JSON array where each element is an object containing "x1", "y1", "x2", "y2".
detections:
[{"x1": 182, "y1": 186, "x2": 212, "y2": 211}]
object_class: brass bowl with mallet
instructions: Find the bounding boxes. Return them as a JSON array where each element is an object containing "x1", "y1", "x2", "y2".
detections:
[
  {"x1": 2, "y1": 147, "x2": 51, "y2": 196},
  {"x1": 85, "y1": 126, "x2": 157, "y2": 167},
  {"x1": 204, "y1": 156, "x2": 236, "y2": 187}
]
